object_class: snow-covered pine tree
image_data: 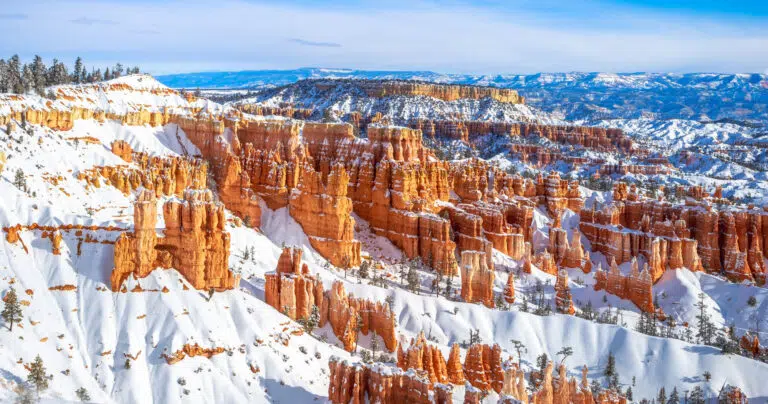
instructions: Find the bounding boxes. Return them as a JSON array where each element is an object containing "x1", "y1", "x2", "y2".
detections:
[{"x1": 2, "y1": 287, "x2": 23, "y2": 331}]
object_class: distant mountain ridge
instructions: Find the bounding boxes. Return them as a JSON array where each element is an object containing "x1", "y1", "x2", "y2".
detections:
[{"x1": 156, "y1": 68, "x2": 768, "y2": 123}]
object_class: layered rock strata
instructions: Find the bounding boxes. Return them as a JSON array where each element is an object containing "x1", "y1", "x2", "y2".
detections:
[
  {"x1": 111, "y1": 188, "x2": 239, "y2": 291},
  {"x1": 594, "y1": 259, "x2": 654, "y2": 313}
]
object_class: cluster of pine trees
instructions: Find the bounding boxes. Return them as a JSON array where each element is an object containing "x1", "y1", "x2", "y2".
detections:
[{"x1": 0, "y1": 55, "x2": 141, "y2": 96}]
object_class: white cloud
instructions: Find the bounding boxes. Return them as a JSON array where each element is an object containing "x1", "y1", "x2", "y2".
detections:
[{"x1": 2, "y1": 0, "x2": 767, "y2": 74}]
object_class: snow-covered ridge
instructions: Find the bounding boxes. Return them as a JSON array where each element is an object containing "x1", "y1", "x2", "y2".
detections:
[{"x1": 0, "y1": 74, "x2": 237, "y2": 120}]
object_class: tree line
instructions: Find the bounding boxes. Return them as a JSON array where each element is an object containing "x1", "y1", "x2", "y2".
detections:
[{"x1": 0, "y1": 55, "x2": 141, "y2": 96}]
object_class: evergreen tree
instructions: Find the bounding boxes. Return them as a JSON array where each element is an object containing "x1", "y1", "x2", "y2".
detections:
[
  {"x1": 27, "y1": 355, "x2": 49, "y2": 392},
  {"x1": 406, "y1": 259, "x2": 420, "y2": 294},
  {"x1": 657, "y1": 386, "x2": 666, "y2": 404},
  {"x1": 510, "y1": 339, "x2": 527, "y2": 366},
  {"x1": 371, "y1": 331, "x2": 380, "y2": 357},
  {"x1": 668, "y1": 387, "x2": 680, "y2": 404},
  {"x1": 104, "y1": 67, "x2": 111, "y2": 81},
  {"x1": 306, "y1": 305, "x2": 320, "y2": 333},
  {"x1": 556, "y1": 346, "x2": 573, "y2": 366},
  {"x1": 113, "y1": 63, "x2": 124, "y2": 78},
  {"x1": 92, "y1": 68, "x2": 103, "y2": 83},
  {"x1": 73, "y1": 57, "x2": 83, "y2": 83},
  {"x1": 125, "y1": 358, "x2": 131, "y2": 369},
  {"x1": 2, "y1": 287, "x2": 23, "y2": 331},
  {"x1": 702, "y1": 371, "x2": 711, "y2": 382},
  {"x1": 604, "y1": 352, "x2": 616, "y2": 379},
  {"x1": 21, "y1": 64, "x2": 33, "y2": 93},
  {"x1": 8, "y1": 55, "x2": 24, "y2": 94},
  {"x1": 688, "y1": 386, "x2": 705, "y2": 404},
  {"x1": 625, "y1": 387, "x2": 633, "y2": 401},
  {"x1": 358, "y1": 260, "x2": 370, "y2": 280},
  {"x1": 0, "y1": 59, "x2": 7, "y2": 93},
  {"x1": 469, "y1": 329, "x2": 482, "y2": 345},
  {"x1": 76, "y1": 387, "x2": 91, "y2": 401},
  {"x1": 695, "y1": 293, "x2": 715, "y2": 345},
  {"x1": 30, "y1": 55, "x2": 47, "y2": 95}
]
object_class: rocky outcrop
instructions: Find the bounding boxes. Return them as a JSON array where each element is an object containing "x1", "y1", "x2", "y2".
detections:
[
  {"x1": 111, "y1": 140, "x2": 133, "y2": 162},
  {"x1": 264, "y1": 247, "x2": 324, "y2": 320},
  {"x1": 504, "y1": 273, "x2": 516, "y2": 304},
  {"x1": 328, "y1": 357, "x2": 452, "y2": 404},
  {"x1": 549, "y1": 214, "x2": 591, "y2": 273},
  {"x1": 162, "y1": 343, "x2": 226, "y2": 365},
  {"x1": 581, "y1": 186, "x2": 767, "y2": 284},
  {"x1": 77, "y1": 153, "x2": 208, "y2": 198},
  {"x1": 111, "y1": 189, "x2": 239, "y2": 291},
  {"x1": 719, "y1": 385, "x2": 748, "y2": 404},
  {"x1": 594, "y1": 259, "x2": 654, "y2": 313},
  {"x1": 289, "y1": 162, "x2": 361, "y2": 268},
  {"x1": 447, "y1": 343, "x2": 465, "y2": 385},
  {"x1": 554, "y1": 269, "x2": 575, "y2": 315},
  {"x1": 460, "y1": 251, "x2": 495, "y2": 308},
  {"x1": 326, "y1": 281, "x2": 397, "y2": 352},
  {"x1": 397, "y1": 332, "x2": 449, "y2": 384},
  {"x1": 312, "y1": 79, "x2": 524, "y2": 104}
]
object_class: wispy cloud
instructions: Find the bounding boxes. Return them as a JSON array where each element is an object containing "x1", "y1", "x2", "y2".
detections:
[
  {"x1": 70, "y1": 17, "x2": 118, "y2": 25},
  {"x1": 2, "y1": 0, "x2": 766, "y2": 74},
  {"x1": 0, "y1": 13, "x2": 28, "y2": 20},
  {"x1": 130, "y1": 28, "x2": 160, "y2": 35},
  {"x1": 289, "y1": 38, "x2": 342, "y2": 48}
]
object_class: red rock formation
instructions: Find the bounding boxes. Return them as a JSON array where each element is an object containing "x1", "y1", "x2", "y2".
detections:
[
  {"x1": 397, "y1": 332, "x2": 449, "y2": 384},
  {"x1": 719, "y1": 385, "x2": 748, "y2": 404},
  {"x1": 463, "y1": 344, "x2": 491, "y2": 392},
  {"x1": 111, "y1": 140, "x2": 133, "y2": 162},
  {"x1": 504, "y1": 273, "x2": 516, "y2": 304},
  {"x1": 265, "y1": 247, "x2": 324, "y2": 321},
  {"x1": 447, "y1": 343, "x2": 465, "y2": 385},
  {"x1": 78, "y1": 153, "x2": 208, "y2": 198},
  {"x1": 290, "y1": 162, "x2": 361, "y2": 268},
  {"x1": 162, "y1": 343, "x2": 226, "y2": 365},
  {"x1": 312, "y1": 80, "x2": 524, "y2": 104},
  {"x1": 555, "y1": 269, "x2": 575, "y2": 315},
  {"x1": 111, "y1": 189, "x2": 239, "y2": 291},
  {"x1": 326, "y1": 281, "x2": 397, "y2": 353},
  {"x1": 460, "y1": 251, "x2": 495, "y2": 307},
  {"x1": 328, "y1": 357, "x2": 449, "y2": 404},
  {"x1": 594, "y1": 259, "x2": 654, "y2": 313}
]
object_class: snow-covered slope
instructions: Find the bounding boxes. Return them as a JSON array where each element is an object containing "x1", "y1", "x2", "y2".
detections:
[{"x1": 1, "y1": 75, "x2": 768, "y2": 403}]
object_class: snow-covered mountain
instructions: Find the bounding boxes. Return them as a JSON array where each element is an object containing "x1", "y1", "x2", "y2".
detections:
[
  {"x1": 1, "y1": 74, "x2": 767, "y2": 404},
  {"x1": 157, "y1": 69, "x2": 768, "y2": 124}
]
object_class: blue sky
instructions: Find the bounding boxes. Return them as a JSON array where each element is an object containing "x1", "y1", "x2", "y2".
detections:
[{"x1": 1, "y1": 0, "x2": 767, "y2": 75}]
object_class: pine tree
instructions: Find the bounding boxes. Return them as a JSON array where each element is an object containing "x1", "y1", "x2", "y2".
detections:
[
  {"x1": 27, "y1": 355, "x2": 49, "y2": 392},
  {"x1": 510, "y1": 339, "x2": 527, "y2": 366},
  {"x1": 371, "y1": 331, "x2": 380, "y2": 357},
  {"x1": 21, "y1": 64, "x2": 33, "y2": 93},
  {"x1": 2, "y1": 287, "x2": 23, "y2": 331},
  {"x1": 702, "y1": 371, "x2": 711, "y2": 382},
  {"x1": 688, "y1": 386, "x2": 705, "y2": 404},
  {"x1": 104, "y1": 68, "x2": 111, "y2": 81},
  {"x1": 556, "y1": 346, "x2": 573, "y2": 366},
  {"x1": 8, "y1": 55, "x2": 24, "y2": 94},
  {"x1": 76, "y1": 387, "x2": 91, "y2": 401},
  {"x1": 113, "y1": 63, "x2": 124, "y2": 78},
  {"x1": 604, "y1": 352, "x2": 616, "y2": 379},
  {"x1": 30, "y1": 55, "x2": 47, "y2": 95},
  {"x1": 73, "y1": 57, "x2": 83, "y2": 83},
  {"x1": 625, "y1": 387, "x2": 633, "y2": 401},
  {"x1": 358, "y1": 260, "x2": 370, "y2": 280},
  {"x1": 125, "y1": 358, "x2": 131, "y2": 369},
  {"x1": 0, "y1": 59, "x2": 7, "y2": 93},
  {"x1": 657, "y1": 386, "x2": 667, "y2": 404},
  {"x1": 306, "y1": 305, "x2": 320, "y2": 333},
  {"x1": 406, "y1": 260, "x2": 420, "y2": 294},
  {"x1": 668, "y1": 387, "x2": 680, "y2": 404}
]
